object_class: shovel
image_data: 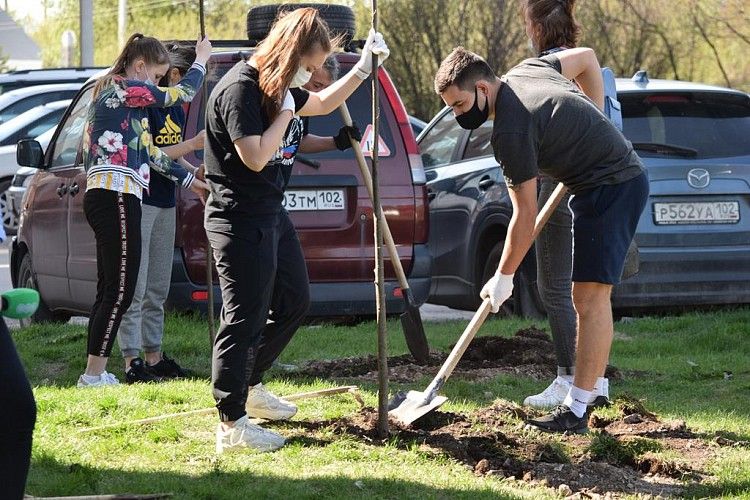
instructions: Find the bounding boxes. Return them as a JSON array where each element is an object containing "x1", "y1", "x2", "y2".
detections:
[
  {"x1": 339, "y1": 103, "x2": 430, "y2": 365},
  {"x1": 389, "y1": 182, "x2": 568, "y2": 426}
]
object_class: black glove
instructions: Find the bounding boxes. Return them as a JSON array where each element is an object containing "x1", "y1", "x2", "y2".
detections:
[{"x1": 334, "y1": 123, "x2": 362, "y2": 151}]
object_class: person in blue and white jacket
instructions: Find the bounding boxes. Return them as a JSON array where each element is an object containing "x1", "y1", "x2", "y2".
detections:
[{"x1": 78, "y1": 33, "x2": 210, "y2": 388}]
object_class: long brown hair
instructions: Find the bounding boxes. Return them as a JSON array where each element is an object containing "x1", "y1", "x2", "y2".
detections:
[
  {"x1": 522, "y1": 0, "x2": 580, "y2": 52},
  {"x1": 93, "y1": 33, "x2": 169, "y2": 99},
  {"x1": 251, "y1": 8, "x2": 334, "y2": 118}
]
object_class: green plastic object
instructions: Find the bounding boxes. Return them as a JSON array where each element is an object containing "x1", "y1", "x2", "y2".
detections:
[{"x1": 1, "y1": 288, "x2": 40, "y2": 319}]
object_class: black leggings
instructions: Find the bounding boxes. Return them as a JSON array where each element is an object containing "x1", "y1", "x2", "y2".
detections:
[
  {"x1": 84, "y1": 188, "x2": 142, "y2": 357},
  {"x1": 0, "y1": 318, "x2": 36, "y2": 500}
]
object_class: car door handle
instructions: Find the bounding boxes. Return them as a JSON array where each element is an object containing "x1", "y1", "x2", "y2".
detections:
[
  {"x1": 69, "y1": 183, "x2": 80, "y2": 197},
  {"x1": 427, "y1": 189, "x2": 436, "y2": 201},
  {"x1": 56, "y1": 184, "x2": 68, "y2": 198},
  {"x1": 478, "y1": 177, "x2": 495, "y2": 190}
]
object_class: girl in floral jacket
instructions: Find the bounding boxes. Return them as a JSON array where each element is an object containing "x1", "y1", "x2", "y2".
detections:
[{"x1": 78, "y1": 33, "x2": 211, "y2": 388}]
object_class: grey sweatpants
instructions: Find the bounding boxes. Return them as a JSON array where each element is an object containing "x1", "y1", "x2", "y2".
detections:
[
  {"x1": 535, "y1": 176, "x2": 576, "y2": 372},
  {"x1": 117, "y1": 204, "x2": 176, "y2": 358}
]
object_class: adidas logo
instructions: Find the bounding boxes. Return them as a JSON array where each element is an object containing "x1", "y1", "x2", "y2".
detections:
[{"x1": 154, "y1": 114, "x2": 182, "y2": 145}]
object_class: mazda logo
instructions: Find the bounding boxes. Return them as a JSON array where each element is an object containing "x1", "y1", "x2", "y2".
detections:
[{"x1": 687, "y1": 168, "x2": 710, "y2": 189}]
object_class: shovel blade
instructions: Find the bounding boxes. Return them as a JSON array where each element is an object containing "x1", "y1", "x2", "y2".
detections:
[
  {"x1": 388, "y1": 390, "x2": 447, "y2": 426},
  {"x1": 400, "y1": 293, "x2": 430, "y2": 365}
]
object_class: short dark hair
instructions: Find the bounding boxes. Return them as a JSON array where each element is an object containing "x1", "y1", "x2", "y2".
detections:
[{"x1": 434, "y1": 47, "x2": 495, "y2": 95}]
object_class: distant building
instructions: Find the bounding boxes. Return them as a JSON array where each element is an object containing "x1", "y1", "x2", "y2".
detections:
[{"x1": 0, "y1": 9, "x2": 42, "y2": 70}]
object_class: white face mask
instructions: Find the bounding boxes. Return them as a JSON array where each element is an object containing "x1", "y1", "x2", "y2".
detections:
[{"x1": 290, "y1": 65, "x2": 312, "y2": 88}]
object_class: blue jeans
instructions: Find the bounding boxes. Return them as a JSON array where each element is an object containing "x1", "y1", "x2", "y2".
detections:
[{"x1": 535, "y1": 176, "x2": 576, "y2": 371}]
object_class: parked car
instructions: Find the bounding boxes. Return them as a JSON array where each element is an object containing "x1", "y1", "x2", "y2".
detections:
[
  {"x1": 7, "y1": 127, "x2": 56, "y2": 230},
  {"x1": 611, "y1": 72, "x2": 750, "y2": 310},
  {"x1": 418, "y1": 71, "x2": 750, "y2": 313},
  {"x1": 0, "y1": 101, "x2": 69, "y2": 233},
  {"x1": 12, "y1": 38, "x2": 430, "y2": 323},
  {"x1": 0, "y1": 83, "x2": 82, "y2": 125},
  {"x1": 0, "y1": 67, "x2": 105, "y2": 95},
  {"x1": 418, "y1": 111, "x2": 543, "y2": 316}
]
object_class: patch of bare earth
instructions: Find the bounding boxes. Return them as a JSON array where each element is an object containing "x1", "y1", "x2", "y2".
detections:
[
  {"x1": 294, "y1": 328, "x2": 622, "y2": 383},
  {"x1": 281, "y1": 329, "x2": 723, "y2": 499}
]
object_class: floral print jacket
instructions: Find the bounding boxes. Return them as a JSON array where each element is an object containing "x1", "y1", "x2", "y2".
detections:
[{"x1": 83, "y1": 62, "x2": 205, "y2": 198}]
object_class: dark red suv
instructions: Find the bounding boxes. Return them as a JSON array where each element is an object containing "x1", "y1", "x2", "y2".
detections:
[{"x1": 12, "y1": 46, "x2": 431, "y2": 323}]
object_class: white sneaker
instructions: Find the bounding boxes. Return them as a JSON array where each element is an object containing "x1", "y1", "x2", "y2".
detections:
[
  {"x1": 246, "y1": 383, "x2": 297, "y2": 420},
  {"x1": 215, "y1": 415, "x2": 285, "y2": 454},
  {"x1": 77, "y1": 371, "x2": 120, "y2": 388},
  {"x1": 524, "y1": 376, "x2": 572, "y2": 409}
]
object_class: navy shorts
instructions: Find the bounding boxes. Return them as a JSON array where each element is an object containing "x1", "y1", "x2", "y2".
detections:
[{"x1": 569, "y1": 171, "x2": 649, "y2": 285}]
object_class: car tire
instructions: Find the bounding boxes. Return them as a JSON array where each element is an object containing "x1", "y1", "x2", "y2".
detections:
[
  {"x1": 17, "y1": 253, "x2": 71, "y2": 327},
  {"x1": 0, "y1": 179, "x2": 18, "y2": 235},
  {"x1": 246, "y1": 3, "x2": 356, "y2": 45},
  {"x1": 480, "y1": 241, "x2": 546, "y2": 319}
]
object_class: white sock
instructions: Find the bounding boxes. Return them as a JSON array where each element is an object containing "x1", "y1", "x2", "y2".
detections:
[
  {"x1": 563, "y1": 385, "x2": 591, "y2": 418},
  {"x1": 559, "y1": 374, "x2": 574, "y2": 384},
  {"x1": 594, "y1": 377, "x2": 609, "y2": 398},
  {"x1": 81, "y1": 373, "x2": 102, "y2": 383}
]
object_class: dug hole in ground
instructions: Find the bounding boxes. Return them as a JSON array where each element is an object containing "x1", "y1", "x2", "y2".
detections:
[{"x1": 281, "y1": 327, "x2": 744, "y2": 498}]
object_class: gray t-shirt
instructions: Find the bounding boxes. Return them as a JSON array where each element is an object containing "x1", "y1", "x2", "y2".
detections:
[{"x1": 491, "y1": 55, "x2": 643, "y2": 194}]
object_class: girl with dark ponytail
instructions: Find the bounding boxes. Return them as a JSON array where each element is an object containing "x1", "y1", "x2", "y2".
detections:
[
  {"x1": 519, "y1": 0, "x2": 611, "y2": 411},
  {"x1": 78, "y1": 33, "x2": 211, "y2": 388}
]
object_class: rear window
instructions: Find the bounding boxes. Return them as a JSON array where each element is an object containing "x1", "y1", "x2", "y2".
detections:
[
  {"x1": 620, "y1": 92, "x2": 750, "y2": 158},
  {"x1": 193, "y1": 60, "x2": 396, "y2": 160}
]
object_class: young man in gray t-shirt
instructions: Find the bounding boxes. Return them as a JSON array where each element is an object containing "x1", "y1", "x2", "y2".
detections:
[{"x1": 434, "y1": 47, "x2": 649, "y2": 433}]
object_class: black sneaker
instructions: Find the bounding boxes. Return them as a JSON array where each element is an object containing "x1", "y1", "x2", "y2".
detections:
[
  {"x1": 588, "y1": 395, "x2": 612, "y2": 410},
  {"x1": 148, "y1": 353, "x2": 189, "y2": 379},
  {"x1": 525, "y1": 404, "x2": 589, "y2": 434},
  {"x1": 125, "y1": 358, "x2": 161, "y2": 384}
]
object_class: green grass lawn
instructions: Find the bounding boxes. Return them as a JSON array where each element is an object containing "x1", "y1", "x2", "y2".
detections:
[{"x1": 12, "y1": 308, "x2": 750, "y2": 499}]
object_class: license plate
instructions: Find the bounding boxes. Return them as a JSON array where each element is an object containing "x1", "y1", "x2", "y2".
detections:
[
  {"x1": 653, "y1": 201, "x2": 740, "y2": 225},
  {"x1": 283, "y1": 189, "x2": 345, "y2": 211}
]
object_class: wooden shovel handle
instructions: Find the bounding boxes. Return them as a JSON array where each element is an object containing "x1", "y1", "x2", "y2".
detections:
[
  {"x1": 424, "y1": 181, "x2": 567, "y2": 396},
  {"x1": 338, "y1": 103, "x2": 410, "y2": 291}
]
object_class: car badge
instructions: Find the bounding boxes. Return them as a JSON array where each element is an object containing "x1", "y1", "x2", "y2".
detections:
[{"x1": 687, "y1": 168, "x2": 710, "y2": 189}]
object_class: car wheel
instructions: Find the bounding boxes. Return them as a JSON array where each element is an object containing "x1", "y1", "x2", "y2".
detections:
[
  {"x1": 17, "y1": 253, "x2": 71, "y2": 327},
  {"x1": 0, "y1": 179, "x2": 18, "y2": 235},
  {"x1": 246, "y1": 3, "x2": 356, "y2": 45},
  {"x1": 480, "y1": 241, "x2": 546, "y2": 319}
]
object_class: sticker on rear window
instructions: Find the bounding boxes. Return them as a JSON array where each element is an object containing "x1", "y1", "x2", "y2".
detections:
[{"x1": 360, "y1": 124, "x2": 391, "y2": 157}]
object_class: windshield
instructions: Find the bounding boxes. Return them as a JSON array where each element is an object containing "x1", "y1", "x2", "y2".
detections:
[{"x1": 620, "y1": 92, "x2": 750, "y2": 159}]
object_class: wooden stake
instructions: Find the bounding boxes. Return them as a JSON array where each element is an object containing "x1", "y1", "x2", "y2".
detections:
[
  {"x1": 77, "y1": 386, "x2": 363, "y2": 433},
  {"x1": 370, "y1": 0, "x2": 388, "y2": 439}
]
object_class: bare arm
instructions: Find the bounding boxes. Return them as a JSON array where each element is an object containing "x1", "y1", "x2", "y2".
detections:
[
  {"x1": 299, "y1": 134, "x2": 337, "y2": 154},
  {"x1": 556, "y1": 47, "x2": 605, "y2": 110},
  {"x1": 233, "y1": 109, "x2": 294, "y2": 172},
  {"x1": 498, "y1": 177, "x2": 539, "y2": 275},
  {"x1": 177, "y1": 156, "x2": 199, "y2": 174},
  {"x1": 161, "y1": 131, "x2": 204, "y2": 160},
  {"x1": 297, "y1": 69, "x2": 364, "y2": 117}
]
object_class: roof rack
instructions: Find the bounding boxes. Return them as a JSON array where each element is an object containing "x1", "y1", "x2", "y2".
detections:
[{"x1": 173, "y1": 39, "x2": 365, "y2": 52}]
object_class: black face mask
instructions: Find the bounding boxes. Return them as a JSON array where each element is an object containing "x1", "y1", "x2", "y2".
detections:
[{"x1": 455, "y1": 87, "x2": 489, "y2": 130}]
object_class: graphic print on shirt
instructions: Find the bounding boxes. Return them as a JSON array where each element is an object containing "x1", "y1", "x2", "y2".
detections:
[
  {"x1": 154, "y1": 114, "x2": 183, "y2": 145},
  {"x1": 270, "y1": 116, "x2": 303, "y2": 167}
]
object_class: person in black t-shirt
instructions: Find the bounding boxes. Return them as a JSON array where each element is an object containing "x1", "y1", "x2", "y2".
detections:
[
  {"x1": 205, "y1": 8, "x2": 389, "y2": 454},
  {"x1": 434, "y1": 46, "x2": 648, "y2": 434}
]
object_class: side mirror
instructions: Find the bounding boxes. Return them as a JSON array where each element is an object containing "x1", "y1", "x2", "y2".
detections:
[{"x1": 17, "y1": 140, "x2": 44, "y2": 168}]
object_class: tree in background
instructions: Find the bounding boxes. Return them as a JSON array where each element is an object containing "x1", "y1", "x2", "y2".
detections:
[{"x1": 23, "y1": 0, "x2": 750, "y2": 121}]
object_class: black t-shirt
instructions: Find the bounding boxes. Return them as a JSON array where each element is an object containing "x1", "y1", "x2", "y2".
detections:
[
  {"x1": 143, "y1": 106, "x2": 186, "y2": 208},
  {"x1": 491, "y1": 54, "x2": 644, "y2": 194},
  {"x1": 205, "y1": 60, "x2": 309, "y2": 216}
]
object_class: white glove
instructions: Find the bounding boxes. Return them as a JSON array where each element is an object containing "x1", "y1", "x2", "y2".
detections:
[
  {"x1": 281, "y1": 90, "x2": 296, "y2": 114},
  {"x1": 480, "y1": 272, "x2": 514, "y2": 313},
  {"x1": 354, "y1": 29, "x2": 390, "y2": 80}
]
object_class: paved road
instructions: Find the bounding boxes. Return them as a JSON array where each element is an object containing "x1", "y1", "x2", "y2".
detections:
[{"x1": 0, "y1": 245, "x2": 474, "y2": 327}]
